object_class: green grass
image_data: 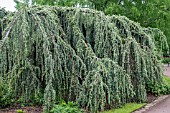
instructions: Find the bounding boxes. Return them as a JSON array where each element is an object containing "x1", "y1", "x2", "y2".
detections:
[
  {"x1": 163, "y1": 75, "x2": 170, "y2": 86},
  {"x1": 101, "y1": 103, "x2": 146, "y2": 113}
]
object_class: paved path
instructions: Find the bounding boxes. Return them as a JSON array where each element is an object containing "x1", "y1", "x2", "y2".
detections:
[
  {"x1": 164, "y1": 65, "x2": 170, "y2": 77},
  {"x1": 143, "y1": 65, "x2": 170, "y2": 113},
  {"x1": 143, "y1": 95, "x2": 170, "y2": 113}
]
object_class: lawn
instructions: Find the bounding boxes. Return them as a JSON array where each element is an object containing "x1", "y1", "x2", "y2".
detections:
[
  {"x1": 163, "y1": 75, "x2": 170, "y2": 85},
  {"x1": 101, "y1": 103, "x2": 146, "y2": 113}
]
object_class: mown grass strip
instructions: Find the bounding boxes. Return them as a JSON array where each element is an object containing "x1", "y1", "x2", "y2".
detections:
[{"x1": 102, "y1": 103, "x2": 146, "y2": 113}]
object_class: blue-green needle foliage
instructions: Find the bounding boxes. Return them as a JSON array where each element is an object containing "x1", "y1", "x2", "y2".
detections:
[{"x1": 0, "y1": 6, "x2": 168, "y2": 112}]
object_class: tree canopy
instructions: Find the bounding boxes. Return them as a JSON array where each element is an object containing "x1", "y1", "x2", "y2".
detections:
[{"x1": 15, "y1": 0, "x2": 170, "y2": 55}]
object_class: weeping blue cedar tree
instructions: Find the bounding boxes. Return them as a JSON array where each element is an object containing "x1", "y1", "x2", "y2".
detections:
[{"x1": 0, "y1": 6, "x2": 169, "y2": 112}]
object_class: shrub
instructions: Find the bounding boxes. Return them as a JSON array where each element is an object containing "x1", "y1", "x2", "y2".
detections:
[
  {"x1": 0, "y1": 77, "x2": 14, "y2": 108},
  {"x1": 146, "y1": 81, "x2": 170, "y2": 96},
  {"x1": 50, "y1": 101, "x2": 82, "y2": 113},
  {"x1": 15, "y1": 92, "x2": 44, "y2": 107},
  {"x1": 31, "y1": 93, "x2": 44, "y2": 106}
]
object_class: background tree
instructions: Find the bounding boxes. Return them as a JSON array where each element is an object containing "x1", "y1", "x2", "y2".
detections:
[
  {"x1": 14, "y1": 0, "x2": 32, "y2": 9},
  {"x1": 18, "y1": 0, "x2": 90, "y2": 7}
]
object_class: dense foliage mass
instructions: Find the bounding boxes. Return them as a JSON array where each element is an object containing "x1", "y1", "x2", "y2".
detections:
[
  {"x1": 0, "y1": 6, "x2": 168, "y2": 112},
  {"x1": 0, "y1": 8, "x2": 7, "y2": 40},
  {"x1": 16, "y1": 0, "x2": 170, "y2": 55}
]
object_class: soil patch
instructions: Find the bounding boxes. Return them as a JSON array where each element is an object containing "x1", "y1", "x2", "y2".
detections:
[
  {"x1": 0, "y1": 106, "x2": 42, "y2": 113},
  {"x1": 147, "y1": 93, "x2": 157, "y2": 103}
]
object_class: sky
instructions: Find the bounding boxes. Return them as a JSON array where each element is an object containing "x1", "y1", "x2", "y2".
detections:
[{"x1": 0, "y1": 0, "x2": 16, "y2": 11}]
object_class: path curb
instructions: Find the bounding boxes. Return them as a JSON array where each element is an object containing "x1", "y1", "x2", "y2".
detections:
[{"x1": 133, "y1": 95, "x2": 169, "y2": 113}]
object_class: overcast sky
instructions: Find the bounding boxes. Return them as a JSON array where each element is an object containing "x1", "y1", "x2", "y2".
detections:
[{"x1": 0, "y1": 0, "x2": 16, "y2": 11}]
